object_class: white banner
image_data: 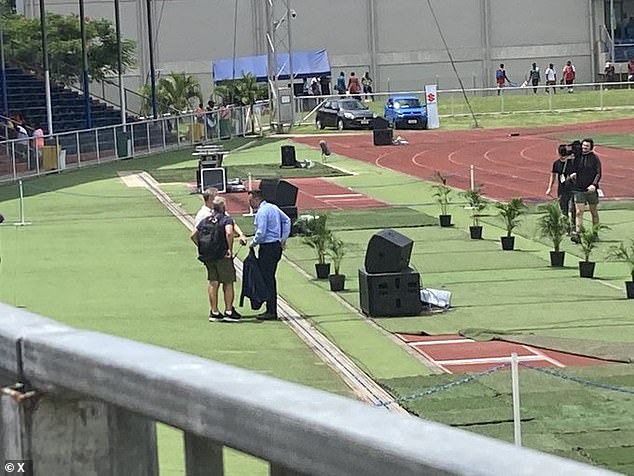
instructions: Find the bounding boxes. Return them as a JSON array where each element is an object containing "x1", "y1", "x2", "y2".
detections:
[{"x1": 425, "y1": 85, "x2": 440, "y2": 129}]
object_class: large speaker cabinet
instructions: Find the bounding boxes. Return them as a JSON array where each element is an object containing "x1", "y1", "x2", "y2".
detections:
[
  {"x1": 364, "y1": 229, "x2": 413, "y2": 274},
  {"x1": 259, "y1": 179, "x2": 299, "y2": 207},
  {"x1": 358, "y1": 267, "x2": 422, "y2": 317}
]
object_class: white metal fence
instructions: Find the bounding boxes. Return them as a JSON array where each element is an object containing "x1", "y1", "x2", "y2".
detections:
[
  {"x1": 0, "y1": 103, "x2": 270, "y2": 183},
  {"x1": 293, "y1": 81, "x2": 634, "y2": 124}
]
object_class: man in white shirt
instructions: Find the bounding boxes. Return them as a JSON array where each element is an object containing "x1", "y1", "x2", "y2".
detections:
[{"x1": 544, "y1": 63, "x2": 557, "y2": 94}]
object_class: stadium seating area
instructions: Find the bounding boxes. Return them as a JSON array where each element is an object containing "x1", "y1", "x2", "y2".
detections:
[{"x1": 0, "y1": 65, "x2": 131, "y2": 133}]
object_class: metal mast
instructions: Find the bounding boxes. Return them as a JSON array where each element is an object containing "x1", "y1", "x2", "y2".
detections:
[{"x1": 265, "y1": 0, "x2": 294, "y2": 132}]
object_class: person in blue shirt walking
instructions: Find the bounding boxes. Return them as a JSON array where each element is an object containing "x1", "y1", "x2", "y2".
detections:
[{"x1": 248, "y1": 190, "x2": 291, "y2": 320}]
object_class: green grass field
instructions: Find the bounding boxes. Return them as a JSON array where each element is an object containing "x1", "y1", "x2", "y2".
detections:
[{"x1": 1, "y1": 111, "x2": 633, "y2": 474}]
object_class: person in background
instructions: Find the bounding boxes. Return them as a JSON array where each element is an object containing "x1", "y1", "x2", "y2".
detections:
[
  {"x1": 569, "y1": 139, "x2": 602, "y2": 243},
  {"x1": 362, "y1": 72, "x2": 373, "y2": 101},
  {"x1": 628, "y1": 57, "x2": 634, "y2": 82},
  {"x1": 347, "y1": 72, "x2": 362, "y2": 101},
  {"x1": 562, "y1": 60, "x2": 576, "y2": 93},
  {"x1": 544, "y1": 63, "x2": 557, "y2": 94},
  {"x1": 528, "y1": 62, "x2": 540, "y2": 94},
  {"x1": 546, "y1": 144, "x2": 576, "y2": 230},
  {"x1": 336, "y1": 72, "x2": 346, "y2": 96},
  {"x1": 495, "y1": 64, "x2": 510, "y2": 95},
  {"x1": 247, "y1": 190, "x2": 291, "y2": 321},
  {"x1": 32, "y1": 124, "x2": 45, "y2": 170},
  {"x1": 604, "y1": 61, "x2": 616, "y2": 83}
]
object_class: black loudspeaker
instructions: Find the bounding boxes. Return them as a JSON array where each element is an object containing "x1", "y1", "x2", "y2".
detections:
[
  {"x1": 372, "y1": 117, "x2": 390, "y2": 129},
  {"x1": 364, "y1": 229, "x2": 413, "y2": 274},
  {"x1": 358, "y1": 267, "x2": 422, "y2": 317},
  {"x1": 281, "y1": 145, "x2": 297, "y2": 167},
  {"x1": 259, "y1": 179, "x2": 298, "y2": 207},
  {"x1": 373, "y1": 128, "x2": 393, "y2": 146},
  {"x1": 279, "y1": 206, "x2": 298, "y2": 222}
]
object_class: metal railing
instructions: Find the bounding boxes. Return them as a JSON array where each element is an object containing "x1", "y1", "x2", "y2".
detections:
[
  {"x1": 0, "y1": 304, "x2": 616, "y2": 475},
  {"x1": 0, "y1": 104, "x2": 270, "y2": 183},
  {"x1": 293, "y1": 80, "x2": 634, "y2": 124}
]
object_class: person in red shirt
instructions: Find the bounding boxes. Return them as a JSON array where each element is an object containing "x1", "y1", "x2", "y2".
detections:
[
  {"x1": 347, "y1": 72, "x2": 362, "y2": 101},
  {"x1": 562, "y1": 60, "x2": 576, "y2": 93}
]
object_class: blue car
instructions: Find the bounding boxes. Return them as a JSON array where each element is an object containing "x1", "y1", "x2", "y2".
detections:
[{"x1": 384, "y1": 95, "x2": 428, "y2": 129}]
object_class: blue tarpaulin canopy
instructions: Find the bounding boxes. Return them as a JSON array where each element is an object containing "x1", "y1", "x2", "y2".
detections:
[{"x1": 212, "y1": 49, "x2": 331, "y2": 82}]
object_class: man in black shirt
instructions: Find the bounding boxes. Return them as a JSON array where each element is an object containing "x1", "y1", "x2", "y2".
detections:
[
  {"x1": 570, "y1": 138, "x2": 602, "y2": 242},
  {"x1": 546, "y1": 144, "x2": 575, "y2": 228}
]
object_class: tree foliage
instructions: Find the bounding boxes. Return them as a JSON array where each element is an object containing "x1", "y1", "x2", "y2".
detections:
[
  {"x1": 139, "y1": 72, "x2": 202, "y2": 116},
  {"x1": 0, "y1": 12, "x2": 135, "y2": 85}
]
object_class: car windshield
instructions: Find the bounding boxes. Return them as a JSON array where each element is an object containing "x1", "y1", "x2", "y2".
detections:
[
  {"x1": 339, "y1": 100, "x2": 366, "y2": 110},
  {"x1": 393, "y1": 98, "x2": 421, "y2": 108}
]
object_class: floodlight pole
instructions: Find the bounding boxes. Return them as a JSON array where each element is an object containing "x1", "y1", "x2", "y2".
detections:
[
  {"x1": 39, "y1": 0, "x2": 53, "y2": 134},
  {"x1": 114, "y1": 0, "x2": 126, "y2": 126},
  {"x1": 265, "y1": 0, "x2": 294, "y2": 133},
  {"x1": 79, "y1": 0, "x2": 92, "y2": 129}
]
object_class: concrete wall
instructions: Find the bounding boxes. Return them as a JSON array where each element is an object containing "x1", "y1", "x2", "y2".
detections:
[{"x1": 32, "y1": 0, "x2": 603, "y2": 97}]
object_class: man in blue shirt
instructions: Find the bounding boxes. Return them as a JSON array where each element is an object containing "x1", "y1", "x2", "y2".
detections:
[{"x1": 248, "y1": 190, "x2": 291, "y2": 320}]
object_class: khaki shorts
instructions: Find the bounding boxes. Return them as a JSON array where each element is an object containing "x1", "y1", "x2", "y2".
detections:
[
  {"x1": 573, "y1": 190, "x2": 599, "y2": 205},
  {"x1": 204, "y1": 257, "x2": 236, "y2": 284}
]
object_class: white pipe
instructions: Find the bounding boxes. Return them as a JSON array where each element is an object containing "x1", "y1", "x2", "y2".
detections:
[
  {"x1": 511, "y1": 352, "x2": 522, "y2": 447},
  {"x1": 470, "y1": 164, "x2": 475, "y2": 190}
]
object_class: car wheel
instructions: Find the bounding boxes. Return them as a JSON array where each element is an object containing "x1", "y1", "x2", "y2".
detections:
[
  {"x1": 337, "y1": 119, "x2": 345, "y2": 131},
  {"x1": 316, "y1": 119, "x2": 324, "y2": 130}
]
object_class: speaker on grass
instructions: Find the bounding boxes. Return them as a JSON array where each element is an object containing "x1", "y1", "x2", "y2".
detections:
[
  {"x1": 259, "y1": 178, "x2": 298, "y2": 207},
  {"x1": 281, "y1": 145, "x2": 297, "y2": 167},
  {"x1": 364, "y1": 228, "x2": 413, "y2": 274},
  {"x1": 373, "y1": 128, "x2": 393, "y2": 146},
  {"x1": 358, "y1": 267, "x2": 422, "y2": 317}
]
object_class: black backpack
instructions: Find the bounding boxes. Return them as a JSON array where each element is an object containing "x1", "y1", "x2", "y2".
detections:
[{"x1": 197, "y1": 213, "x2": 228, "y2": 262}]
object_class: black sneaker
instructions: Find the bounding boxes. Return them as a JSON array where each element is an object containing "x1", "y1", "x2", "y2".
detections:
[
  {"x1": 209, "y1": 311, "x2": 223, "y2": 322},
  {"x1": 223, "y1": 308, "x2": 242, "y2": 322},
  {"x1": 570, "y1": 232, "x2": 581, "y2": 244}
]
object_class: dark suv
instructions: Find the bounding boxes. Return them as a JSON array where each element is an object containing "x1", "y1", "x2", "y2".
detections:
[{"x1": 315, "y1": 98, "x2": 375, "y2": 130}]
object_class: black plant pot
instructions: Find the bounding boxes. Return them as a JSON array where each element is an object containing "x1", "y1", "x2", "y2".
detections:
[
  {"x1": 439, "y1": 214, "x2": 452, "y2": 227},
  {"x1": 469, "y1": 226, "x2": 483, "y2": 240},
  {"x1": 329, "y1": 274, "x2": 346, "y2": 292},
  {"x1": 626, "y1": 281, "x2": 634, "y2": 299},
  {"x1": 500, "y1": 236, "x2": 515, "y2": 251},
  {"x1": 578, "y1": 261, "x2": 596, "y2": 278},
  {"x1": 315, "y1": 263, "x2": 331, "y2": 279},
  {"x1": 550, "y1": 251, "x2": 565, "y2": 267}
]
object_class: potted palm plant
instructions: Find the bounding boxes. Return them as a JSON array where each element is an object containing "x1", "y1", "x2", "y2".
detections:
[
  {"x1": 432, "y1": 172, "x2": 452, "y2": 227},
  {"x1": 536, "y1": 201, "x2": 569, "y2": 267},
  {"x1": 577, "y1": 224, "x2": 605, "y2": 278},
  {"x1": 607, "y1": 239, "x2": 634, "y2": 298},
  {"x1": 462, "y1": 186, "x2": 487, "y2": 239},
  {"x1": 495, "y1": 198, "x2": 526, "y2": 250},
  {"x1": 328, "y1": 236, "x2": 346, "y2": 292},
  {"x1": 302, "y1": 213, "x2": 333, "y2": 279}
]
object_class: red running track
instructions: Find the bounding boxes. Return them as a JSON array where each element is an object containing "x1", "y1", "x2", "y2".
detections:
[
  {"x1": 397, "y1": 334, "x2": 608, "y2": 374},
  {"x1": 293, "y1": 118, "x2": 634, "y2": 201},
  {"x1": 221, "y1": 177, "x2": 386, "y2": 214}
]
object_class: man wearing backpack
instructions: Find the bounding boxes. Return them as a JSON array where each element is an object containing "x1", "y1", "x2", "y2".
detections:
[
  {"x1": 192, "y1": 194, "x2": 245, "y2": 322},
  {"x1": 528, "y1": 63, "x2": 540, "y2": 94}
]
